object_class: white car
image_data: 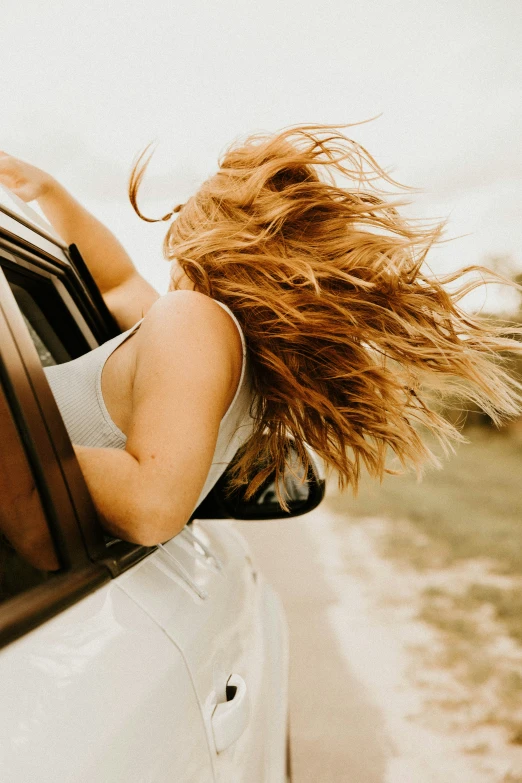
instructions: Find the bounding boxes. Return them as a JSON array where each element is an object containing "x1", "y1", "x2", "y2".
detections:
[{"x1": 0, "y1": 191, "x2": 325, "y2": 783}]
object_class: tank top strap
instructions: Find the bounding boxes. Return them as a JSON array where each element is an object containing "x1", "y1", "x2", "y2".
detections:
[
  {"x1": 212, "y1": 299, "x2": 249, "y2": 424},
  {"x1": 97, "y1": 316, "x2": 145, "y2": 360},
  {"x1": 213, "y1": 300, "x2": 247, "y2": 359}
]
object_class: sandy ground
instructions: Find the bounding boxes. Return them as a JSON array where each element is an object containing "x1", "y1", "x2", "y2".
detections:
[{"x1": 237, "y1": 503, "x2": 522, "y2": 783}]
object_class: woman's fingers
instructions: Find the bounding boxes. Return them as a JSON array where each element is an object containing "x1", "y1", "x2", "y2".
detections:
[
  {"x1": 0, "y1": 152, "x2": 19, "y2": 180},
  {"x1": 0, "y1": 151, "x2": 16, "y2": 165},
  {"x1": 0, "y1": 155, "x2": 23, "y2": 196},
  {"x1": 0, "y1": 153, "x2": 51, "y2": 202}
]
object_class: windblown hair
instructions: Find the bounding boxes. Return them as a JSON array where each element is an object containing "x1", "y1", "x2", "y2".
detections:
[{"x1": 129, "y1": 123, "x2": 522, "y2": 505}]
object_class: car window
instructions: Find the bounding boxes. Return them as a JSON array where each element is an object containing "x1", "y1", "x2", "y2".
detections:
[
  {"x1": 21, "y1": 311, "x2": 57, "y2": 366},
  {"x1": 0, "y1": 244, "x2": 155, "y2": 579},
  {"x1": 0, "y1": 236, "x2": 121, "y2": 645},
  {"x1": 0, "y1": 254, "x2": 99, "y2": 359},
  {"x1": 8, "y1": 282, "x2": 70, "y2": 366},
  {"x1": 0, "y1": 381, "x2": 60, "y2": 603}
]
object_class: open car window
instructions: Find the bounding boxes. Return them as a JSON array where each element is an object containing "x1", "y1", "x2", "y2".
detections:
[
  {"x1": 10, "y1": 282, "x2": 70, "y2": 366},
  {"x1": 0, "y1": 232, "x2": 155, "y2": 579},
  {"x1": 0, "y1": 241, "x2": 114, "y2": 646}
]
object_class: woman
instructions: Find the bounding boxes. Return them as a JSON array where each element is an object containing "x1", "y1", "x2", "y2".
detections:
[{"x1": 1, "y1": 124, "x2": 521, "y2": 553}]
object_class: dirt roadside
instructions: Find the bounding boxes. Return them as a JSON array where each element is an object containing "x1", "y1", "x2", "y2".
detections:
[
  {"x1": 237, "y1": 505, "x2": 522, "y2": 782},
  {"x1": 237, "y1": 512, "x2": 390, "y2": 783}
]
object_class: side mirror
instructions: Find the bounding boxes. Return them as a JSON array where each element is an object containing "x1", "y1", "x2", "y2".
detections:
[{"x1": 192, "y1": 441, "x2": 325, "y2": 521}]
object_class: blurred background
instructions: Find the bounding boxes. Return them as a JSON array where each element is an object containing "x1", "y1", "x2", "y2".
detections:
[{"x1": 2, "y1": 1, "x2": 521, "y2": 780}]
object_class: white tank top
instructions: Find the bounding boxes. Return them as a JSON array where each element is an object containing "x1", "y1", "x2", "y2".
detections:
[{"x1": 43, "y1": 300, "x2": 255, "y2": 511}]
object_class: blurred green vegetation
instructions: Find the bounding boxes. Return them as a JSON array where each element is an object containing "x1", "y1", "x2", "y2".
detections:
[{"x1": 328, "y1": 427, "x2": 522, "y2": 575}]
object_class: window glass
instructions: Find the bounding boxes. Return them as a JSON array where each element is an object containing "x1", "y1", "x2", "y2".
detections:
[
  {"x1": 0, "y1": 382, "x2": 60, "y2": 603},
  {"x1": 8, "y1": 281, "x2": 71, "y2": 365},
  {"x1": 20, "y1": 312, "x2": 57, "y2": 367}
]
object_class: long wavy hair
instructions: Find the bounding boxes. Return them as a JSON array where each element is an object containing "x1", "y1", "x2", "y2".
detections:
[{"x1": 129, "y1": 123, "x2": 522, "y2": 506}]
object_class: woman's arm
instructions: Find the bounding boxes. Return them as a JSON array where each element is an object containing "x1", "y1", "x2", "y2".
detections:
[
  {"x1": 73, "y1": 292, "x2": 243, "y2": 546},
  {"x1": 72, "y1": 444, "x2": 166, "y2": 544},
  {"x1": 38, "y1": 180, "x2": 144, "y2": 294},
  {"x1": 38, "y1": 179, "x2": 160, "y2": 327},
  {"x1": 0, "y1": 152, "x2": 160, "y2": 317}
]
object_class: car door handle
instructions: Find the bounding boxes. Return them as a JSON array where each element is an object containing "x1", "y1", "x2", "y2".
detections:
[{"x1": 211, "y1": 674, "x2": 250, "y2": 753}]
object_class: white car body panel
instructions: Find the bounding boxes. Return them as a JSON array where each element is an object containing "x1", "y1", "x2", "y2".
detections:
[
  {"x1": 0, "y1": 521, "x2": 288, "y2": 782},
  {"x1": 118, "y1": 520, "x2": 289, "y2": 783},
  {"x1": 0, "y1": 584, "x2": 213, "y2": 782}
]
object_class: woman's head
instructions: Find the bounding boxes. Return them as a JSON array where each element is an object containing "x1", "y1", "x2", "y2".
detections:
[{"x1": 130, "y1": 124, "x2": 522, "y2": 505}]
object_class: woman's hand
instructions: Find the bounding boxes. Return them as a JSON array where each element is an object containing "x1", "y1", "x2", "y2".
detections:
[
  {"x1": 0, "y1": 149, "x2": 156, "y2": 326},
  {"x1": 0, "y1": 150, "x2": 149, "y2": 312},
  {"x1": 0, "y1": 151, "x2": 56, "y2": 203}
]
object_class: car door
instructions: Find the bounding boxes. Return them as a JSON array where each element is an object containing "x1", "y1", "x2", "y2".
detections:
[
  {"x1": 0, "y1": 204, "x2": 215, "y2": 782},
  {"x1": 117, "y1": 515, "x2": 289, "y2": 783},
  {"x1": 0, "y1": 197, "x2": 290, "y2": 782}
]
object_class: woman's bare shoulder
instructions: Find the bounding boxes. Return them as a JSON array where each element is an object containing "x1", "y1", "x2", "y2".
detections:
[
  {"x1": 136, "y1": 291, "x2": 241, "y2": 349},
  {"x1": 131, "y1": 290, "x2": 243, "y2": 404}
]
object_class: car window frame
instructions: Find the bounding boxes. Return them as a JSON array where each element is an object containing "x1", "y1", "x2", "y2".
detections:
[
  {"x1": 0, "y1": 202, "x2": 122, "y2": 346},
  {"x1": 0, "y1": 281, "x2": 111, "y2": 647},
  {"x1": 0, "y1": 212, "x2": 156, "y2": 564},
  {"x1": 0, "y1": 209, "x2": 156, "y2": 647}
]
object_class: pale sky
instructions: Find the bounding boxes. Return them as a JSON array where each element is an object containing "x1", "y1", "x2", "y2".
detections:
[{"x1": 1, "y1": 0, "x2": 521, "y2": 311}]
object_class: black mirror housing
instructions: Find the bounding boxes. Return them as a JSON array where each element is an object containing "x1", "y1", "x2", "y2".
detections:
[{"x1": 192, "y1": 442, "x2": 326, "y2": 521}]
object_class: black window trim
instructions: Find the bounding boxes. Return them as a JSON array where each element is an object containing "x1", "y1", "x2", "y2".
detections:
[
  {"x1": 0, "y1": 232, "x2": 120, "y2": 348},
  {"x1": 1, "y1": 251, "x2": 99, "y2": 356},
  {"x1": 67, "y1": 243, "x2": 121, "y2": 341}
]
